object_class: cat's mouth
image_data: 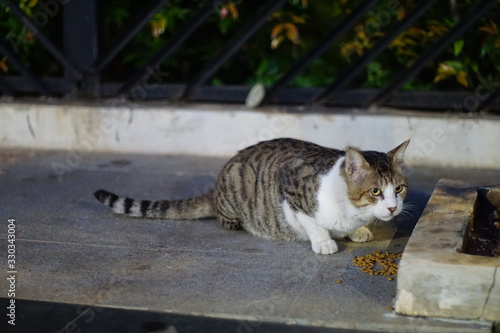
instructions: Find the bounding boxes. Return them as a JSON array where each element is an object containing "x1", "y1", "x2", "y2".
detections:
[
  {"x1": 376, "y1": 205, "x2": 403, "y2": 221},
  {"x1": 377, "y1": 213, "x2": 398, "y2": 221}
]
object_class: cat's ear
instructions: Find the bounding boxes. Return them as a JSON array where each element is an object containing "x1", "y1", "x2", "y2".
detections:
[
  {"x1": 387, "y1": 140, "x2": 410, "y2": 170},
  {"x1": 344, "y1": 148, "x2": 373, "y2": 183}
]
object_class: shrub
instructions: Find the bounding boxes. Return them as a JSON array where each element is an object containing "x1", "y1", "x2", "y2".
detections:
[{"x1": 1, "y1": 0, "x2": 499, "y2": 91}]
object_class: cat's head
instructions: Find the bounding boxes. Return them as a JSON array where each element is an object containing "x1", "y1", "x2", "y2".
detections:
[{"x1": 342, "y1": 140, "x2": 410, "y2": 221}]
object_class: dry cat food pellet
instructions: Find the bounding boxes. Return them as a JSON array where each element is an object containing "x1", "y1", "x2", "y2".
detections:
[{"x1": 352, "y1": 251, "x2": 402, "y2": 277}]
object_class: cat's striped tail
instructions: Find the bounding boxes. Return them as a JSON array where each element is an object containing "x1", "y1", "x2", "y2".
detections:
[{"x1": 93, "y1": 189, "x2": 216, "y2": 220}]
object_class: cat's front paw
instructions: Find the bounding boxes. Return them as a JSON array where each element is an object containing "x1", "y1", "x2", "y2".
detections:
[
  {"x1": 349, "y1": 227, "x2": 373, "y2": 243},
  {"x1": 312, "y1": 239, "x2": 339, "y2": 254}
]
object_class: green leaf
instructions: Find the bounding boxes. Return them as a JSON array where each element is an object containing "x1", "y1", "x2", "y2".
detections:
[
  {"x1": 453, "y1": 39, "x2": 464, "y2": 57},
  {"x1": 443, "y1": 60, "x2": 464, "y2": 70}
]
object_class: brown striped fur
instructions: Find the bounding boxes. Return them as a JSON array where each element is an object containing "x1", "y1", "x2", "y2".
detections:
[
  {"x1": 94, "y1": 138, "x2": 409, "y2": 252},
  {"x1": 213, "y1": 139, "x2": 344, "y2": 241}
]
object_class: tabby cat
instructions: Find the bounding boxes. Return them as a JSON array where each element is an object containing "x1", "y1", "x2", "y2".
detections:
[{"x1": 94, "y1": 138, "x2": 410, "y2": 254}]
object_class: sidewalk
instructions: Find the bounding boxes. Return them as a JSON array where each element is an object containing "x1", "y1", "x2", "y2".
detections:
[{"x1": 0, "y1": 149, "x2": 498, "y2": 332}]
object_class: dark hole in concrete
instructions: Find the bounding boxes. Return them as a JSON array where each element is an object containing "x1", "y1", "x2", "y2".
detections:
[
  {"x1": 142, "y1": 321, "x2": 168, "y2": 332},
  {"x1": 463, "y1": 187, "x2": 500, "y2": 257}
]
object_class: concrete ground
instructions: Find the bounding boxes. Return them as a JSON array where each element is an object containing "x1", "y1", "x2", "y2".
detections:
[{"x1": 0, "y1": 149, "x2": 499, "y2": 333}]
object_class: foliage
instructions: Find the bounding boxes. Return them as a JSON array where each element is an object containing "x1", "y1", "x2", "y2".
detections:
[
  {"x1": 1, "y1": 0, "x2": 499, "y2": 91},
  {"x1": 0, "y1": 0, "x2": 60, "y2": 76}
]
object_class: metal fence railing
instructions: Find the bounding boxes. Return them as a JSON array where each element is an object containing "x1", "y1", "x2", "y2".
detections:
[{"x1": 1, "y1": 0, "x2": 499, "y2": 113}]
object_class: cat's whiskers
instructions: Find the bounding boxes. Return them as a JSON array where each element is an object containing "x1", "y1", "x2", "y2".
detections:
[
  {"x1": 394, "y1": 202, "x2": 421, "y2": 221},
  {"x1": 402, "y1": 201, "x2": 420, "y2": 212}
]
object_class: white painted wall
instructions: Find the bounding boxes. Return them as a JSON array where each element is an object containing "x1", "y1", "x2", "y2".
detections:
[{"x1": 0, "y1": 101, "x2": 499, "y2": 169}]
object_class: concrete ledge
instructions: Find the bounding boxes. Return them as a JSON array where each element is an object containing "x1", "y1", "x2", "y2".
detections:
[
  {"x1": 395, "y1": 179, "x2": 500, "y2": 321},
  {"x1": 1, "y1": 101, "x2": 499, "y2": 168}
]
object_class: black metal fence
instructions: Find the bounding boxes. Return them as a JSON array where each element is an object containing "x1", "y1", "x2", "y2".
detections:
[{"x1": 1, "y1": 0, "x2": 499, "y2": 112}]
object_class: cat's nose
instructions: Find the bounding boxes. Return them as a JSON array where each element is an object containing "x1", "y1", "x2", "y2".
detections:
[{"x1": 387, "y1": 207, "x2": 396, "y2": 214}]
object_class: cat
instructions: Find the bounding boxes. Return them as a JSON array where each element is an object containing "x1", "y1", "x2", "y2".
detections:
[{"x1": 94, "y1": 138, "x2": 410, "y2": 254}]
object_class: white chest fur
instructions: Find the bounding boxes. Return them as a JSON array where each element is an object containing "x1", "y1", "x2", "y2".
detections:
[
  {"x1": 282, "y1": 158, "x2": 372, "y2": 240},
  {"x1": 314, "y1": 157, "x2": 370, "y2": 237}
]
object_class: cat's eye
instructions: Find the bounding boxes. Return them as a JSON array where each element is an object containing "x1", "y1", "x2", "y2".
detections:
[
  {"x1": 370, "y1": 188, "x2": 382, "y2": 196},
  {"x1": 395, "y1": 185, "x2": 405, "y2": 193}
]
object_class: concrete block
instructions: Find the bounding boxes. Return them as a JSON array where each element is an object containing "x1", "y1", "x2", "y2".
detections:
[{"x1": 395, "y1": 179, "x2": 500, "y2": 321}]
